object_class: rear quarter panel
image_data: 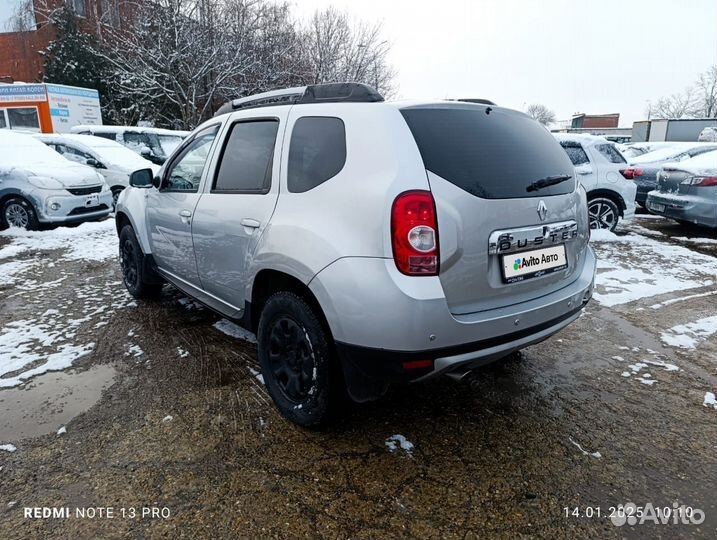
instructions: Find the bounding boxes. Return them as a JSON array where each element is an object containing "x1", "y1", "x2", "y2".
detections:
[{"x1": 246, "y1": 104, "x2": 427, "y2": 293}]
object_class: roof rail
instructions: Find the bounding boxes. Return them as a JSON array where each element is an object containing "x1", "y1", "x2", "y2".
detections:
[
  {"x1": 450, "y1": 98, "x2": 497, "y2": 106},
  {"x1": 214, "y1": 82, "x2": 384, "y2": 117}
]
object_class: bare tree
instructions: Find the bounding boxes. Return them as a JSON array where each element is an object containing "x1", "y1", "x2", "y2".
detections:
[
  {"x1": 303, "y1": 7, "x2": 396, "y2": 98},
  {"x1": 692, "y1": 66, "x2": 717, "y2": 118},
  {"x1": 4, "y1": 0, "x2": 37, "y2": 32},
  {"x1": 525, "y1": 103, "x2": 556, "y2": 125},
  {"x1": 649, "y1": 66, "x2": 717, "y2": 119},
  {"x1": 651, "y1": 88, "x2": 698, "y2": 119}
]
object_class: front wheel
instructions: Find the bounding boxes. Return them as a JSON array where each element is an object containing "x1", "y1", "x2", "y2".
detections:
[
  {"x1": 119, "y1": 225, "x2": 163, "y2": 298},
  {"x1": 2, "y1": 197, "x2": 39, "y2": 230},
  {"x1": 111, "y1": 187, "x2": 124, "y2": 209},
  {"x1": 588, "y1": 197, "x2": 620, "y2": 231},
  {"x1": 257, "y1": 292, "x2": 342, "y2": 427}
]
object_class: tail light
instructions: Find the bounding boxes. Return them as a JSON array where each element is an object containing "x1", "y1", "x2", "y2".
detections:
[
  {"x1": 391, "y1": 190, "x2": 439, "y2": 276},
  {"x1": 682, "y1": 176, "x2": 717, "y2": 187},
  {"x1": 621, "y1": 167, "x2": 643, "y2": 179}
]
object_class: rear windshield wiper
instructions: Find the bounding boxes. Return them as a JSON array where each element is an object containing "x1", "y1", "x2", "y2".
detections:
[{"x1": 526, "y1": 174, "x2": 573, "y2": 192}]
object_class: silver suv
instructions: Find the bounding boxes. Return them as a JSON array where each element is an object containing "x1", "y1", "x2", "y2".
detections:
[{"x1": 115, "y1": 83, "x2": 596, "y2": 426}]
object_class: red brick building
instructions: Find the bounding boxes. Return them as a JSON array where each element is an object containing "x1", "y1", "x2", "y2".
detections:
[
  {"x1": 0, "y1": 0, "x2": 127, "y2": 83},
  {"x1": 571, "y1": 113, "x2": 620, "y2": 129}
]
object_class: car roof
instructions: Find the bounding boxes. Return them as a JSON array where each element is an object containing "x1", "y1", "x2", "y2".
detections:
[
  {"x1": 631, "y1": 143, "x2": 717, "y2": 164},
  {"x1": 663, "y1": 149, "x2": 717, "y2": 175},
  {"x1": 552, "y1": 133, "x2": 609, "y2": 145}
]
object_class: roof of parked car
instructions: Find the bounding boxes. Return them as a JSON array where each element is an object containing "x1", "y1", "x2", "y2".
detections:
[
  {"x1": 551, "y1": 133, "x2": 609, "y2": 145},
  {"x1": 630, "y1": 143, "x2": 717, "y2": 165}
]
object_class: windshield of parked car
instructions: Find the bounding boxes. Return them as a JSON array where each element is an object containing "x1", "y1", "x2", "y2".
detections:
[
  {"x1": 123, "y1": 132, "x2": 166, "y2": 157},
  {"x1": 157, "y1": 134, "x2": 184, "y2": 156},
  {"x1": 401, "y1": 105, "x2": 575, "y2": 198}
]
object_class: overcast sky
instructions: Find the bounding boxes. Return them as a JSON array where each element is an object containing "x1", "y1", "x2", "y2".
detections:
[
  {"x1": 293, "y1": 0, "x2": 717, "y2": 127},
  {"x1": 2, "y1": 0, "x2": 714, "y2": 126}
]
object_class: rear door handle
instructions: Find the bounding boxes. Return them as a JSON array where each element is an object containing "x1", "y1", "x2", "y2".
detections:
[{"x1": 240, "y1": 218, "x2": 261, "y2": 229}]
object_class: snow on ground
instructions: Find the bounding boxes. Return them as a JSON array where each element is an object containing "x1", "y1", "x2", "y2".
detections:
[
  {"x1": 0, "y1": 443, "x2": 17, "y2": 452},
  {"x1": 214, "y1": 319, "x2": 257, "y2": 344},
  {"x1": 660, "y1": 316, "x2": 717, "y2": 350},
  {"x1": 0, "y1": 220, "x2": 117, "y2": 262},
  {"x1": 385, "y1": 434, "x2": 415, "y2": 457},
  {"x1": 589, "y1": 229, "x2": 717, "y2": 307},
  {"x1": 0, "y1": 221, "x2": 135, "y2": 388},
  {"x1": 704, "y1": 392, "x2": 717, "y2": 410},
  {"x1": 568, "y1": 436, "x2": 601, "y2": 459},
  {"x1": 248, "y1": 366, "x2": 265, "y2": 385}
]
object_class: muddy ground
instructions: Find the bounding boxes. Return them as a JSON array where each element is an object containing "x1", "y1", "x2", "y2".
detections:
[{"x1": 0, "y1": 216, "x2": 716, "y2": 539}]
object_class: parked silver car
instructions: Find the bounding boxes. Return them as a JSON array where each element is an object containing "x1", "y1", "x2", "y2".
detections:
[
  {"x1": 624, "y1": 143, "x2": 717, "y2": 206},
  {"x1": 647, "y1": 150, "x2": 717, "y2": 228},
  {"x1": 115, "y1": 83, "x2": 596, "y2": 426},
  {"x1": 0, "y1": 130, "x2": 112, "y2": 230}
]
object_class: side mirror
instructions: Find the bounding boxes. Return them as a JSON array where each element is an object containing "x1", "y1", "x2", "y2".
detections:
[
  {"x1": 140, "y1": 146, "x2": 152, "y2": 157},
  {"x1": 129, "y1": 168, "x2": 155, "y2": 188},
  {"x1": 86, "y1": 158, "x2": 105, "y2": 169}
]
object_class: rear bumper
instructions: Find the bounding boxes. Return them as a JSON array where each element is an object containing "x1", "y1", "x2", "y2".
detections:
[
  {"x1": 646, "y1": 191, "x2": 717, "y2": 228},
  {"x1": 336, "y1": 303, "x2": 585, "y2": 382},
  {"x1": 313, "y1": 246, "x2": 596, "y2": 382}
]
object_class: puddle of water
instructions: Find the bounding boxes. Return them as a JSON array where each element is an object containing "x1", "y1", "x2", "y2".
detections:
[{"x1": 0, "y1": 363, "x2": 116, "y2": 441}]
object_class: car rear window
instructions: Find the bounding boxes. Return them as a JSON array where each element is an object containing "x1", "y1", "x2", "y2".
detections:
[
  {"x1": 595, "y1": 143, "x2": 626, "y2": 164},
  {"x1": 288, "y1": 117, "x2": 346, "y2": 193},
  {"x1": 561, "y1": 143, "x2": 590, "y2": 166},
  {"x1": 400, "y1": 106, "x2": 575, "y2": 199}
]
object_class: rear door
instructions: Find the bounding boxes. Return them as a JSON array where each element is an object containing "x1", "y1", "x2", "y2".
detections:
[
  {"x1": 401, "y1": 104, "x2": 588, "y2": 315},
  {"x1": 191, "y1": 109, "x2": 287, "y2": 309}
]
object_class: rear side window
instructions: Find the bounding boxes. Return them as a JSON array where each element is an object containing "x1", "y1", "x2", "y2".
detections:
[
  {"x1": 595, "y1": 143, "x2": 626, "y2": 164},
  {"x1": 401, "y1": 107, "x2": 575, "y2": 199},
  {"x1": 94, "y1": 132, "x2": 116, "y2": 141},
  {"x1": 288, "y1": 117, "x2": 346, "y2": 193},
  {"x1": 560, "y1": 143, "x2": 590, "y2": 166},
  {"x1": 213, "y1": 120, "x2": 279, "y2": 193}
]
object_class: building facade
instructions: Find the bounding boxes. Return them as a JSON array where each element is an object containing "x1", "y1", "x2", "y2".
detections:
[{"x1": 0, "y1": 0, "x2": 128, "y2": 84}]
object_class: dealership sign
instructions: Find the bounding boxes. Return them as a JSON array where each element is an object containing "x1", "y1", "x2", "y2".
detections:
[{"x1": 0, "y1": 84, "x2": 47, "y2": 103}]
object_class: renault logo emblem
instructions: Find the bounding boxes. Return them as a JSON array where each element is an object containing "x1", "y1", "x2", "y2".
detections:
[{"x1": 537, "y1": 200, "x2": 548, "y2": 221}]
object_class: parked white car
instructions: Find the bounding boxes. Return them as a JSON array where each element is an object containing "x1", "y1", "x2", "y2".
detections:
[
  {"x1": 35, "y1": 134, "x2": 160, "y2": 206},
  {"x1": 70, "y1": 125, "x2": 183, "y2": 165},
  {"x1": 0, "y1": 130, "x2": 112, "y2": 230},
  {"x1": 553, "y1": 134, "x2": 637, "y2": 231},
  {"x1": 698, "y1": 126, "x2": 717, "y2": 142}
]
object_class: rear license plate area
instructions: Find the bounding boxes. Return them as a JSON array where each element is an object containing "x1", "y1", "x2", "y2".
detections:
[{"x1": 501, "y1": 245, "x2": 568, "y2": 284}]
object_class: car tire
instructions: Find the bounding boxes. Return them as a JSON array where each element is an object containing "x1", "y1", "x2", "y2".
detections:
[
  {"x1": 257, "y1": 291, "x2": 343, "y2": 427},
  {"x1": 111, "y1": 187, "x2": 124, "y2": 209},
  {"x1": 587, "y1": 197, "x2": 620, "y2": 231},
  {"x1": 119, "y1": 225, "x2": 163, "y2": 299},
  {"x1": 1, "y1": 197, "x2": 39, "y2": 231}
]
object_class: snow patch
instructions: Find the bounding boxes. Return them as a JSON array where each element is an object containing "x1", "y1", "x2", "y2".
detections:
[
  {"x1": 214, "y1": 320, "x2": 257, "y2": 344},
  {"x1": 590, "y1": 231, "x2": 717, "y2": 307},
  {"x1": 385, "y1": 434, "x2": 414, "y2": 457},
  {"x1": 569, "y1": 436, "x2": 601, "y2": 459},
  {"x1": 0, "y1": 444, "x2": 17, "y2": 453},
  {"x1": 704, "y1": 392, "x2": 717, "y2": 410},
  {"x1": 248, "y1": 366, "x2": 264, "y2": 385},
  {"x1": 661, "y1": 316, "x2": 717, "y2": 349}
]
